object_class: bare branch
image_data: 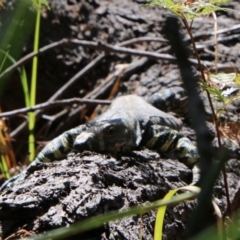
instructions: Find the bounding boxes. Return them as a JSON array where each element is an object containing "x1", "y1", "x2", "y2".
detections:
[
  {"x1": 186, "y1": 23, "x2": 240, "y2": 41},
  {"x1": 0, "y1": 36, "x2": 228, "y2": 80},
  {"x1": 0, "y1": 98, "x2": 111, "y2": 119},
  {"x1": 48, "y1": 54, "x2": 104, "y2": 102},
  {"x1": 0, "y1": 37, "x2": 168, "y2": 79},
  {"x1": 10, "y1": 53, "x2": 106, "y2": 137}
]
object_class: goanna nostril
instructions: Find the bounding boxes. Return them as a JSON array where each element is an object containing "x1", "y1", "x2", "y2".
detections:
[{"x1": 73, "y1": 132, "x2": 93, "y2": 151}]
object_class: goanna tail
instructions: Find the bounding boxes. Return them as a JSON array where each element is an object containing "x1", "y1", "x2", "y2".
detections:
[
  {"x1": 0, "y1": 125, "x2": 86, "y2": 192},
  {"x1": 34, "y1": 125, "x2": 86, "y2": 163}
]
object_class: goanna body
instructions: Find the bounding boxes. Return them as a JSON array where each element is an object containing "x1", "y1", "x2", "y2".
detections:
[{"x1": 0, "y1": 93, "x2": 200, "y2": 191}]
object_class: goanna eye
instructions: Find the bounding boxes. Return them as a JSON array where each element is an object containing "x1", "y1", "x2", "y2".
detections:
[{"x1": 108, "y1": 127, "x2": 114, "y2": 136}]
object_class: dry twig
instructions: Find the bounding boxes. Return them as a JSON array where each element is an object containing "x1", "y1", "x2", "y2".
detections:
[{"x1": 0, "y1": 98, "x2": 111, "y2": 119}]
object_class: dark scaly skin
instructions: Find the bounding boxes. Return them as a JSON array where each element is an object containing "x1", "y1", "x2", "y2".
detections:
[
  {"x1": 140, "y1": 124, "x2": 200, "y2": 185},
  {"x1": 148, "y1": 86, "x2": 187, "y2": 114},
  {"x1": 0, "y1": 93, "x2": 200, "y2": 191}
]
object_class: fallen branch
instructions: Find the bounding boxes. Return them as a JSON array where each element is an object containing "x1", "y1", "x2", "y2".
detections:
[
  {"x1": 186, "y1": 23, "x2": 240, "y2": 41},
  {"x1": 0, "y1": 36, "x2": 229, "y2": 80},
  {"x1": 0, "y1": 98, "x2": 111, "y2": 119},
  {"x1": 0, "y1": 37, "x2": 168, "y2": 79}
]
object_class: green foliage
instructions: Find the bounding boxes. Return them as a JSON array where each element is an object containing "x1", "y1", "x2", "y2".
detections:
[
  {"x1": 0, "y1": 49, "x2": 30, "y2": 107},
  {"x1": 0, "y1": 49, "x2": 29, "y2": 178},
  {"x1": 201, "y1": 81, "x2": 227, "y2": 103},
  {"x1": 0, "y1": 0, "x2": 51, "y2": 176},
  {"x1": 147, "y1": 0, "x2": 230, "y2": 19},
  {"x1": 0, "y1": 0, "x2": 49, "y2": 164},
  {"x1": 0, "y1": 50, "x2": 8, "y2": 73},
  {"x1": 210, "y1": 72, "x2": 240, "y2": 84},
  {"x1": 0, "y1": 1, "x2": 35, "y2": 94},
  {"x1": 202, "y1": 72, "x2": 240, "y2": 111},
  {"x1": 32, "y1": 0, "x2": 50, "y2": 10}
]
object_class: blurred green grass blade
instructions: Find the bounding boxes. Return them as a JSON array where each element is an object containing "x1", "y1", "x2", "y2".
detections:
[
  {"x1": 0, "y1": 49, "x2": 30, "y2": 107},
  {"x1": 0, "y1": 49, "x2": 9, "y2": 73},
  {"x1": 154, "y1": 188, "x2": 179, "y2": 240},
  {"x1": 0, "y1": 159, "x2": 3, "y2": 177},
  {"x1": 30, "y1": 0, "x2": 41, "y2": 108},
  {"x1": 29, "y1": 191, "x2": 198, "y2": 240},
  {"x1": 0, "y1": 1, "x2": 35, "y2": 94},
  {"x1": 20, "y1": 67, "x2": 30, "y2": 107},
  {"x1": 154, "y1": 186, "x2": 200, "y2": 240},
  {"x1": 0, "y1": 1, "x2": 33, "y2": 52},
  {"x1": 29, "y1": 0, "x2": 43, "y2": 162},
  {"x1": 0, "y1": 155, "x2": 10, "y2": 179}
]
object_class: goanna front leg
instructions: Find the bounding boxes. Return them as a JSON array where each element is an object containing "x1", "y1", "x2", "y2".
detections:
[
  {"x1": 0, "y1": 125, "x2": 87, "y2": 192},
  {"x1": 141, "y1": 124, "x2": 200, "y2": 185}
]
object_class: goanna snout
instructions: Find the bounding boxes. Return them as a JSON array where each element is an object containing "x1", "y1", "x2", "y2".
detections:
[{"x1": 74, "y1": 132, "x2": 94, "y2": 152}]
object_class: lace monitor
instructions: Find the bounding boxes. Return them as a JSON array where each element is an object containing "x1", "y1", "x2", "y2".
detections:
[{"x1": 0, "y1": 90, "x2": 200, "y2": 191}]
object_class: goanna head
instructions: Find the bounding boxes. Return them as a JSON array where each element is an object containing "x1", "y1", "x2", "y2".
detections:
[{"x1": 73, "y1": 119, "x2": 141, "y2": 153}]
